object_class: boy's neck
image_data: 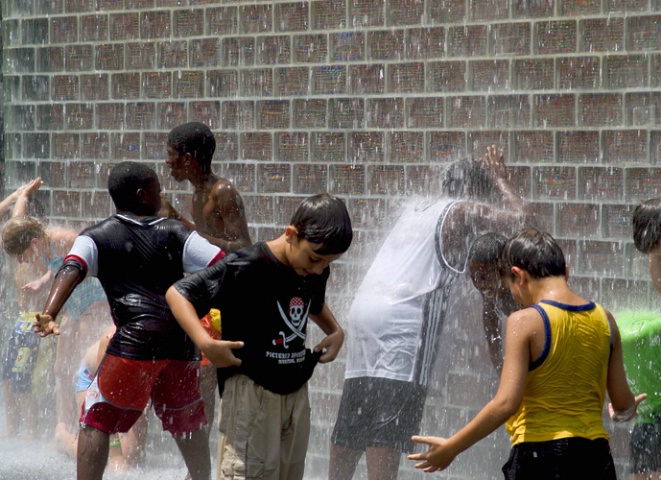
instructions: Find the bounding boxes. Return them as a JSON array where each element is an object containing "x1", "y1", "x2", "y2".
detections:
[
  {"x1": 266, "y1": 235, "x2": 290, "y2": 268},
  {"x1": 526, "y1": 276, "x2": 587, "y2": 306}
]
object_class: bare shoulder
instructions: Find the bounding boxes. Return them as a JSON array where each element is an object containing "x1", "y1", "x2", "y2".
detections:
[
  {"x1": 49, "y1": 226, "x2": 78, "y2": 243},
  {"x1": 506, "y1": 307, "x2": 544, "y2": 336}
]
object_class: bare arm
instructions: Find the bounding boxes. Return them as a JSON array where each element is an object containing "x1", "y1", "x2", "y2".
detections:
[
  {"x1": 2, "y1": 177, "x2": 43, "y2": 218},
  {"x1": 309, "y1": 303, "x2": 345, "y2": 364},
  {"x1": 165, "y1": 286, "x2": 243, "y2": 368},
  {"x1": 606, "y1": 310, "x2": 647, "y2": 420},
  {"x1": 34, "y1": 264, "x2": 86, "y2": 336},
  {"x1": 408, "y1": 308, "x2": 533, "y2": 472}
]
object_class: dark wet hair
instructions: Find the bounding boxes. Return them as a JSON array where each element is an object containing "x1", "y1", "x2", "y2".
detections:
[
  {"x1": 469, "y1": 232, "x2": 507, "y2": 265},
  {"x1": 499, "y1": 228, "x2": 566, "y2": 280},
  {"x1": 441, "y1": 158, "x2": 494, "y2": 203},
  {"x1": 168, "y1": 122, "x2": 216, "y2": 168},
  {"x1": 290, "y1": 193, "x2": 353, "y2": 255},
  {"x1": 2, "y1": 216, "x2": 46, "y2": 255},
  {"x1": 633, "y1": 198, "x2": 661, "y2": 253},
  {"x1": 108, "y1": 161, "x2": 158, "y2": 214}
]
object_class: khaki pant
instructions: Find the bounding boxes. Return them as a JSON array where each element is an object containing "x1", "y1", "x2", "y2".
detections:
[{"x1": 217, "y1": 374, "x2": 311, "y2": 480}]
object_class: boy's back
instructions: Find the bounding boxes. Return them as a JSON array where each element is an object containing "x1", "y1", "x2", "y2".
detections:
[{"x1": 71, "y1": 213, "x2": 222, "y2": 361}]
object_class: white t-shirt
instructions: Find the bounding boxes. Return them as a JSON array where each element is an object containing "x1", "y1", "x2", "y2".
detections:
[{"x1": 345, "y1": 198, "x2": 465, "y2": 386}]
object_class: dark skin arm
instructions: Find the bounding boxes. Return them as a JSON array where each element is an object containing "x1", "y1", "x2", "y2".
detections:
[{"x1": 33, "y1": 264, "x2": 85, "y2": 336}]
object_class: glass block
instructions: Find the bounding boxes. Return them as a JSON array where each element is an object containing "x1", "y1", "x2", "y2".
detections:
[
  {"x1": 448, "y1": 25, "x2": 488, "y2": 57},
  {"x1": 275, "y1": 2, "x2": 309, "y2": 32},
  {"x1": 277, "y1": 67, "x2": 310, "y2": 96},
  {"x1": 534, "y1": 94, "x2": 576, "y2": 128},
  {"x1": 557, "y1": 131, "x2": 599, "y2": 163},
  {"x1": 208, "y1": 6, "x2": 238, "y2": 36},
  {"x1": 470, "y1": 0, "x2": 508, "y2": 21},
  {"x1": 349, "y1": 132, "x2": 384, "y2": 163},
  {"x1": 258, "y1": 100, "x2": 290, "y2": 129},
  {"x1": 513, "y1": 131, "x2": 553, "y2": 163},
  {"x1": 446, "y1": 96, "x2": 487, "y2": 128},
  {"x1": 428, "y1": 0, "x2": 465, "y2": 23},
  {"x1": 257, "y1": 35, "x2": 291, "y2": 65},
  {"x1": 277, "y1": 132, "x2": 309, "y2": 162},
  {"x1": 222, "y1": 37, "x2": 255, "y2": 67},
  {"x1": 312, "y1": 66, "x2": 346, "y2": 94},
  {"x1": 603, "y1": 130, "x2": 648, "y2": 165},
  {"x1": 258, "y1": 163, "x2": 291, "y2": 193},
  {"x1": 428, "y1": 131, "x2": 466, "y2": 162},
  {"x1": 350, "y1": 64, "x2": 385, "y2": 95},
  {"x1": 239, "y1": 4, "x2": 272, "y2": 34},
  {"x1": 368, "y1": 165, "x2": 405, "y2": 195},
  {"x1": 534, "y1": 20, "x2": 576, "y2": 54},
  {"x1": 311, "y1": 0, "x2": 346, "y2": 30},
  {"x1": 222, "y1": 101, "x2": 255, "y2": 130},
  {"x1": 312, "y1": 132, "x2": 346, "y2": 162},
  {"x1": 389, "y1": 131, "x2": 424, "y2": 163},
  {"x1": 368, "y1": 30, "x2": 405, "y2": 61},
  {"x1": 329, "y1": 98, "x2": 364, "y2": 129},
  {"x1": 577, "y1": 240, "x2": 625, "y2": 277},
  {"x1": 209, "y1": 70, "x2": 238, "y2": 98},
  {"x1": 489, "y1": 95, "x2": 531, "y2": 128},
  {"x1": 580, "y1": 18, "x2": 624, "y2": 52},
  {"x1": 240, "y1": 132, "x2": 273, "y2": 161},
  {"x1": 294, "y1": 34, "x2": 328, "y2": 63},
  {"x1": 513, "y1": 58, "x2": 553, "y2": 90},
  {"x1": 240, "y1": 68, "x2": 273, "y2": 97},
  {"x1": 557, "y1": 203, "x2": 600, "y2": 238},
  {"x1": 350, "y1": 0, "x2": 384, "y2": 27},
  {"x1": 191, "y1": 38, "x2": 221, "y2": 68},
  {"x1": 294, "y1": 164, "x2": 328, "y2": 194},
  {"x1": 387, "y1": 0, "x2": 424, "y2": 26},
  {"x1": 579, "y1": 93, "x2": 623, "y2": 127},
  {"x1": 604, "y1": 55, "x2": 648, "y2": 89},
  {"x1": 470, "y1": 60, "x2": 509, "y2": 92},
  {"x1": 293, "y1": 99, "x2": 327, "y2": 128},
  {"x1": 533, "y1": 166, "x2": 576, "y2": 200},
  {"x1": 603, "y1": 204, "x2": 635, "y2": 239},
  {"x1": 329, "y1": 164, "x2": 365, "y2": 195},
  {"x1": 627, "y1": 16, "x2": 661, "y2": 51},
  {"x1": 429, "y1": 61, "x2": 466, "y2": 92},
  {"x1": 625, "y1": 168, "x2": 661, "y2": 201},
  {"x1": 367, "y1": 98, "x2": 404, "y2": 129},
  {"x1": 578, "y1": 167, "x2": 624, "y2": 201},
  {"x1": 406, "y1": 97, "x2": 444, "y2": 128},
  {"x1": 389, "y1": 62, "x2": 424, "y2": 93},
  {"x1": 332, "y1": 32, "x2": 365, "y2": 61},
  {"x1": 406, "y1": 27, "x2": 444, "y2": 60}
]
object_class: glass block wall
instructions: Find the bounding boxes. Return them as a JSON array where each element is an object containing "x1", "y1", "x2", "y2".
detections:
[{"x1": 3, "y1": 0, "x2": 659, "y2": 478}]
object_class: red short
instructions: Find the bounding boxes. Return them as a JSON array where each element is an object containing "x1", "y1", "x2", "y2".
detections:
[{"x1": 81, "y1": 354, "x2": 206, "y2": 436}]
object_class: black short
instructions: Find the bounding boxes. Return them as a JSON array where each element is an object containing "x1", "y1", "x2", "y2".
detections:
[
  {"x1": 630, "y1": 419, "x2": 661, "y2": 474},
  {"x1": 502, "y1": 437, "x2": 616, "y2": 480},
  {"x1": 330, "y1": 377, "x2": 427, "y2": 453}
]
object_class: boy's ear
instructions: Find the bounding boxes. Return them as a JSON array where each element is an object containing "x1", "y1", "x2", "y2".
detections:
[
  {"x1": 284, "y1": 225, "x2": 298, "y2": 244},
  {"x1": 511, "y1": 266, "x2": 526, "y2": 285},
  {"x1": 183, "y1": 152, "x2": 193, "y2": 165}
]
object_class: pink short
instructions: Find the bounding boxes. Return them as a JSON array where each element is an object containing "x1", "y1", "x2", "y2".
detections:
[{"x1": 81, "y1": 353, "x2": 206, "y2": 436}]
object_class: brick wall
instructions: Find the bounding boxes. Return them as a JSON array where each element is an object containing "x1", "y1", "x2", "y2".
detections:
[{"x1": 3, "y1": 0, "x2": 659, "y2": 478}]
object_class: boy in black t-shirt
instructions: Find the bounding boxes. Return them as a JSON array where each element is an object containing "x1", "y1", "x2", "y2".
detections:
[{"x1": 166, "y1": 193, "x2": 353, "y2": 480}]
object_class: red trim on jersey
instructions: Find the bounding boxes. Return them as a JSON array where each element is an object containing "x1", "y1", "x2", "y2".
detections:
[
  {"x1": 208, "y1": 250, "x2": 226, "y2": 266},
  {"x1": 63, "y1": 254, "x2": 89, "y2": 274}
]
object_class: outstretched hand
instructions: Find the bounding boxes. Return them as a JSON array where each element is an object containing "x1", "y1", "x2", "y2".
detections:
[
  {"x1": 476, "y1": 144, "x2": 506, "y2": 179},
  {"x1": 408, "y1": 436, "x2": 456, "y2": 473},
  {"x1": 21, "y1": 177, "x2": 43, "y2": 198},
  {"x1": 33, "y1": 313, "x2": 60, "y2": 337}
]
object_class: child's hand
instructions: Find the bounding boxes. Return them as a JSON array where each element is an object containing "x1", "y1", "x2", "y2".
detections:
[
  {"x1": 408, "y1": 436, "x2": 456, "y2": 473},
  {"x1": 314, "y1": 328, "x2": 344, "y2": 363},
  {"x1": 33, "y1": 313, "x2": 60, "y2": 337},
  {"x1": 22, "y1": 279, "x2": 45, "y2": 293},
  {"x1": 202, "y1": 339, "x2": 244, "y2": 368},
  {"x1": 21, "y1": 177, "x2": 43, "y2": 198},
  {"x1": 609, "y1": 393, "x2": 647, "y2": 422},
  {"x1": 476, "y1": 144, "x2": 506, "y2": 179}
]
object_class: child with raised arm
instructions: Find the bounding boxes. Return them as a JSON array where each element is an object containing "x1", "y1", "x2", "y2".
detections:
[
  {"x1": 33, "y1": 161, "x2": 243, "y2": 480},
  {"x1": 409, "y1": 228, "x2": 646, "y2": 479},
  {"x1": 166, "y1": 193, "x2": 353, "y2": 480}
]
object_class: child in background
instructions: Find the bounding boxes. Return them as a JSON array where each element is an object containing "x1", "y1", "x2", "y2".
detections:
[
  {"x1": 56, "y1": 324, "x2": 149, "y2": 472},
  {"x1": 166, "y1": 192, "x2": 353, "y2": 480},
  {"x1": 627, "y1": 198, "x2": 661, "y2": 480},
  {"x1": 409, "y1": 228, "x2": 646, "y2": 479}
]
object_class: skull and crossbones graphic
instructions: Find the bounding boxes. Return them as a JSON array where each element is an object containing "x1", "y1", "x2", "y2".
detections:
[{"x1": 273, "y1": 297, "x2": 310, "y2": 349}]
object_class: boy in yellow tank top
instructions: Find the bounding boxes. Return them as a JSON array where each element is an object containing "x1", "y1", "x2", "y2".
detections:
[{"x1": 408, "y1": 228, "x2": 647, "y2": 479}]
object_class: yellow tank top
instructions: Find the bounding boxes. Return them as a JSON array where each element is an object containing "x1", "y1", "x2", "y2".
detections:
[{"x1": 506, "y1": 300, "x2": 612, "y2": 446}]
